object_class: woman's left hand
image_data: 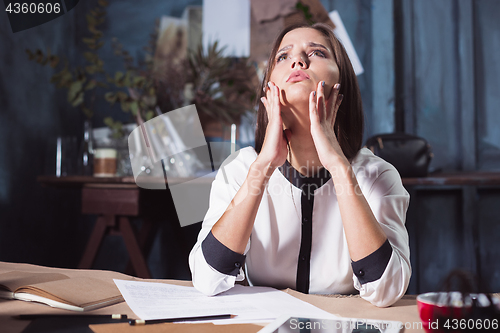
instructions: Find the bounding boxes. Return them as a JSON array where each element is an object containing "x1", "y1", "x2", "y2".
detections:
[{"x1": 309, "y1": 82, "x2": 347, "y2": 171}]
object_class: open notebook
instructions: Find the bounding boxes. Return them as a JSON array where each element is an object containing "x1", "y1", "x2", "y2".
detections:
[{"x1": 0, "y1": 271, "x2": 124, "y2": 311}]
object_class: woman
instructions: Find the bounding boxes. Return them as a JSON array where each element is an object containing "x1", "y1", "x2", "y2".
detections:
[{"x1": 189, "y1": 23, "x2": 411, "y2": 307}]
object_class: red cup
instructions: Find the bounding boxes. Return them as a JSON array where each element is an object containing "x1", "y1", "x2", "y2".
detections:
[{"x1": 417, "y1": 292, "x2": 499, "y2": 332}]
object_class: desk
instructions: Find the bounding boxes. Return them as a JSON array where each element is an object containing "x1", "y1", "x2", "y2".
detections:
[
  {"x1": 0, "y1": 261, "x2": 425, "y2": 333},
  {"x1": 36, "y1": 176, "x2": 193, "y2": 279}
]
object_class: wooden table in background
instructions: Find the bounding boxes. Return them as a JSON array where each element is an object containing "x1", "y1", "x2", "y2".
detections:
[
  {"x1": 402, "y1": 171, "x2": 500, "y2": 186},
  {"x1": 36, "y1": 175, "x2": 199, "y2": 279}
]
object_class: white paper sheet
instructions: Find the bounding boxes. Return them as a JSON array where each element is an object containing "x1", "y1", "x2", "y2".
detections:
[
  {"x1": 329, "y1": 10, "x2": 364, "y2": 76},
  {"x1": 213, "y1": 285, "x2": 338, "y2": 325},
  {"x1": 113, "y1": 280, "x2": 337, "y2": 324}
]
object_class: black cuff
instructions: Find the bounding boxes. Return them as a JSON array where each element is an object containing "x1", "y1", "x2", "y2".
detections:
[
  {"x1": 351, "y1": 239, "x2": 393, "y2": 284},
  {"x1": 201, "y1": 231, "x2": 246, "y2": 276}
]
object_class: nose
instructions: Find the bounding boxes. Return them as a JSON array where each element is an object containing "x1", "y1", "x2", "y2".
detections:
[{"x1": 291, "y1": 53, "x2": 308, "y2": 69}]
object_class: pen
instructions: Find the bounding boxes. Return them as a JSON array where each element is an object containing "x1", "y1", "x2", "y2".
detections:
[
  {"x1": 15, "y1": 314, "x2": 128, "y2": 320},
  {"x1": 129, "y1": 314, "x2": 236, "y2": 325}
]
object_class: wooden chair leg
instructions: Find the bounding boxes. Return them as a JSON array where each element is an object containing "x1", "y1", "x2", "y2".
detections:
[
  {"x1": 119, "y1": 217, "x2": 151, "y2": 278},
  {"x1": 78, "y1": 215, "x2": 112, "y2": 269}
]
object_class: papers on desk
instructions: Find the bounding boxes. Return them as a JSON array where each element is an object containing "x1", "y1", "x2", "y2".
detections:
[{"x1": 113, "y1": 280, "x2": 337, "y2": 325}]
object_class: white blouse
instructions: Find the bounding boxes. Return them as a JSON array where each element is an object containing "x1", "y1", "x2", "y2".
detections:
[{"x1": 189, "y1": 147, "x2": 411, "y2": 307}]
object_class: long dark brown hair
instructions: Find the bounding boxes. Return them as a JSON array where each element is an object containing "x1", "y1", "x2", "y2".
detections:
[{"x1": 254, "y1": 23, "x2": 364, "y2": 162}]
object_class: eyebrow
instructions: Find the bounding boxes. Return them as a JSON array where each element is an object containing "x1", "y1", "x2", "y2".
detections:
[{"x1": 277, "y1": 42, "x2": 330, "y2": 54}]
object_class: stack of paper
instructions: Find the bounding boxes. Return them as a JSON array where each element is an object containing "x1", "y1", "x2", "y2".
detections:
[{"x1": 113, "y1": 280, "x2": 337, "y2": 324}]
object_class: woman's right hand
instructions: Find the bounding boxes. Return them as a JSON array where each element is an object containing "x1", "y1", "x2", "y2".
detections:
[
  {"x1": 210, "y1": 82, "x2": 289, "y2": 254},
  {"x1": 258, "y1": 81, "x2": 292, "y2": 171}
]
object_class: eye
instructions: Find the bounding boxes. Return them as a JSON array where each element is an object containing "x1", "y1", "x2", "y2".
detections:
[
  {"x1": 310, "y1": 50, "x2": 326, "y2": 58},
  {"x1": 276, "y1": 53, "x2": 288, "y2": 63}
]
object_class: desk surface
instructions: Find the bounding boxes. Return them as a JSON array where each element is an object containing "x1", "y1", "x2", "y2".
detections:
[{"x1": 0, "y1": 261, "x2": 424, "y2": 333}]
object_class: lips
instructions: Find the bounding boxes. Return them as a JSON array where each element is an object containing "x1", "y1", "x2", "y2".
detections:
[{"x1": 286, "y1": 70, "x2": 310, "y2": 83}]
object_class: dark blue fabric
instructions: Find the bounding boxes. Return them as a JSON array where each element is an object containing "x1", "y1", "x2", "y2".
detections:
[
  {"x1": 351, "y1": 239, "x2": 393, "y2": 284},
  {"x1": 202, "y1": 231, "x2": 246, "y2": 276}
]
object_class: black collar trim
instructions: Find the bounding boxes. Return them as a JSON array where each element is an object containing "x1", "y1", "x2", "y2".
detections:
[{"x1": 278, "y1": 159, "x2": 331, "y2": 191}]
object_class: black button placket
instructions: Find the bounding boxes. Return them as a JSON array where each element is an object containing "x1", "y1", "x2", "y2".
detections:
[
  {"x1": 296, "y1": 185, "x2": 314, "y2": 293},
  {"x1": 279, "y1": 160, "x2": 331, "y2": 295}
]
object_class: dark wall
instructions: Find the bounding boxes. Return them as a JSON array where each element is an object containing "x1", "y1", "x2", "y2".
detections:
[
  {"x1": 396, "y1": 0, "x2": 500, "y2": 293},
  {"x1": 0, "y1": 0, "x2": 84, "y2": 268},
  {"x1": 0, "y1": 0, "x2": 203, "y2": 278},
  {"x1": 397, "y1": 0, "x2": 500, "y2": 172},
  {"x1": 475, "y1": 0, "x2": 500, "y2": 170},
  {"x1": 0, "y1": 0, "x2": 499, "y2": 292}
]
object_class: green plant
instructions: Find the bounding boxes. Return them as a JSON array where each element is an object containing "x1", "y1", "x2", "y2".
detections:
[
  {"x1": 187, "y1": 41, "x2": 257, "y2": 124},
  {"x1": 103, "y1": 25, "x2": 163, "y2": 125},
  {"x1": 25, "y1": 0, "x2": 155, "y2": 138},
  {"x1": 107, "y1": 32, "x2": 258, "y2": 126},
  {"x1": 26, "y1": 0, "x2": 109, "y2": 119},
  {"x1": 27, "y1": 1, "x2": 259, "y2": 138}
]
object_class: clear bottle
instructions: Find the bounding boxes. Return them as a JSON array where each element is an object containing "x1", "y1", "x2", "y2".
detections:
[{"x1": 78, "y1": 120, "x2": 94, "y2": 175}]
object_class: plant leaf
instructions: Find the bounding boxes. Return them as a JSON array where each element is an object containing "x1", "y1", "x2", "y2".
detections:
[
  {"x1": 70, "y1": 91, "x2": 84, "y2": 107},
  {"x1": 68, "y1": 80, "x2": 84, "y2": 103},
  {"x1": 130, "y1": 101, "x2": 139, "y2": 116},
  {"x1": 49, "y1": 55, "x2": 59, "y2": 68},
  {"x1": 120, "y1": 101, "x2": 130, "y2": 112},
  {"x1": 85, "y1": 80, "x2": 97, "y2": 90},
  {"x1": 144, "y1": 110, "x2": 154, "y2": 121},
  {"x1": 85, "y1": 65, "x2": 98, "y2": 74},
  {"x1": 83, "y1": 52, "x2": 97, "y2": 64},
  {"x1": 82, "y1": 37, "x2": 96, "y2": 45},
  {"x1": 81, "y1": 106, "x2": 93, "y2": 118},
  {"x1": 116, "y1": 91, "x2": 128, "y2": 101},
  {"x1": 35, "y1": 49, "x2": 44, "y2": 64},
  {"x1": 114, "y1": 71, "x2": 124, "y2": 86},
  {"x1": 103, "y1": 116, "x2": 115, "y2": 127},
  {"x1": 104, "y1": 92, "x2": 117, "y2": 103}
]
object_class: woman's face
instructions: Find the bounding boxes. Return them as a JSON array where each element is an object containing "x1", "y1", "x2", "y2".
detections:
[{"x1": 269, "y1": 27, "x2": 340, "y2": 111}]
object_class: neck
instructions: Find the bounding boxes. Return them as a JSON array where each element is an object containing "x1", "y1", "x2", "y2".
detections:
[
  {"x1": 279, "y1": 102, "x2": 325, "y2": 177},
  {"x1": 286, "y1": 127, "x2": 324, "y2": 177}
]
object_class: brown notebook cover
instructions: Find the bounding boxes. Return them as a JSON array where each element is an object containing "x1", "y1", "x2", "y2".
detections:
[{"x1": 0, "y1": 271, "x2": 123, "y2": 311}]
